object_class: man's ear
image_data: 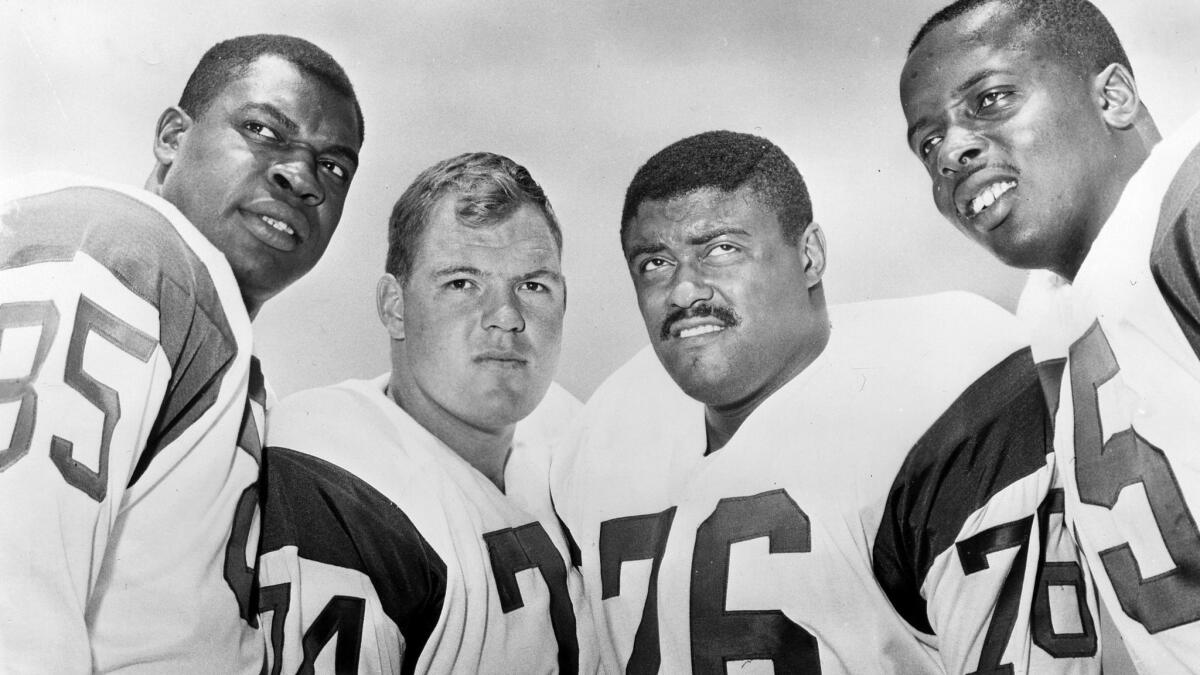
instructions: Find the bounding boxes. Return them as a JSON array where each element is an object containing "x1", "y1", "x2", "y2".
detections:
[
  {"x1": 1094, "y1": 62, "x2": 1140, "y2": 130},
  {"x1": 152, "y1": 106, "x2": 192, "y2": 169},
  {"x1": 376, "y1": 273, "x2": 406, "y2": 340},
  {"x1": 799, "y1": 222, "x2": 827, "y2": 289}
]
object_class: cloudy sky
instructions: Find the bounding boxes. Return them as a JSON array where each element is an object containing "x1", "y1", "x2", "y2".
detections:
[{"x1": 3, "y1": 0, "x2": 1198, "y2": 402}]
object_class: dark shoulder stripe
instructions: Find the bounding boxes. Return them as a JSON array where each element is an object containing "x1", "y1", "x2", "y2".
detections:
[
  {"x1": 260, "y1": 445, "x2": 447, "y2": 670},
  {"x1": 3, "y1": 187, "x2": 218, "y2": 308},
  {"x1": 872, "y1": 348, "x2": 1051, "y2": 634},
  {"x1": 0, "y1": 186, "x2": 241, "y2": 482},
  {"x1": 1151, "y1": 140, "x2": 1200, "y2": 365}
]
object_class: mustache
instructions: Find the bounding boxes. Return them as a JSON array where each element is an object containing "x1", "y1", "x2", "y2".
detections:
[
  {"x1": 957, "y1": 161, "x2": 1021, "y2": 184},
  {"x1": 660, "y1": 303, "x2": 740, "y2": 341}
]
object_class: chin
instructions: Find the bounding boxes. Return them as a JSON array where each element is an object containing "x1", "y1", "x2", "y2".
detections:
[
  {"x1": 474, "y1": 393, "x2": 543, "y2": 427},
  {"x1": 985, "y1": 230, "x2": 1053, "y2": 271},
  {"x1": 667, "y1": 368, "x2": 736, "y2": 407}
]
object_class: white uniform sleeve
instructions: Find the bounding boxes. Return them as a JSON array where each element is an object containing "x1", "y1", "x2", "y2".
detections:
[{"x1": 0, "y1": 188, "x2": 171, "y2": 671}]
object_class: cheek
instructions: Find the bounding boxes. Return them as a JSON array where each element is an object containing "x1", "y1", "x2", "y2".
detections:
[
  {"x1": 932, "y1": 181, "x2": 955, "y2": 214},
  {"x1": 316, "y1": 194, "x2": 347, "y2": 229},
  {"x1": 408, "y1": 309, "x2": 472, "y2": 361},
  {"x1": 633, "y1": 285, "x2": 666, "y2": 327},
  {"x1": 529, "y1": 303, "x2": 565, "y2": 337}
]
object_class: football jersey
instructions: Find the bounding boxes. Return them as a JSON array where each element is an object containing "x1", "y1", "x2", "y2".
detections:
[
  {"x1": 256, "y1": 375, "x2": 600, "y2": 674},
  {"x1": 552, "y1": 292, "x2": 1099, "y2": 674},
  {"x1": 1017, "y1": 109, "x2": 1200, "y2": 673},
  {"x1": 0, "y1": 175, "x2": 264, "y2": 673}
]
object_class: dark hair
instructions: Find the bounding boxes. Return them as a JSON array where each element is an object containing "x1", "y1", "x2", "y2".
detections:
[
  {"x1": 909, "y1": 0, "x2": 1131, "y2": 77},
  {"x1": 620, "y1": 130, "x2": 813, "y2": 247},
  {"x1": 385, "y1": 152, "x2": 562, "y2": 279},
  {"x1": 178, "y1": 34, "x2": 364, "y2": 144}
]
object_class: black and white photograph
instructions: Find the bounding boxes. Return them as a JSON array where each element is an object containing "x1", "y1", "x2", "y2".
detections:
[{"x1": 2, "y1": 0, "x2": 1199, "y2": 672}]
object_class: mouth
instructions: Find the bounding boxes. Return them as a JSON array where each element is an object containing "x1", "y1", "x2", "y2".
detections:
[
  {"x1": 666, "y1": 317, "x2": 732, "y2": 342},
  {"x1": 676, "y1": 323, "x2": 726, "y2": 339},
  {"x1": 660, "y1": 303, "x2": 739, "y2": 342},
  {"x1": 475, "y1": 351, "x2": 528, "y2": 367},
  {"x1": 959, "y1": 179, "x2": 1017, "y2": 219},
  {"x1": 258, "y1": 214, "x2": 295, "y2": 237},
  {"x1": 241, "y1": 203, "x2": 309, "y2": 252}
]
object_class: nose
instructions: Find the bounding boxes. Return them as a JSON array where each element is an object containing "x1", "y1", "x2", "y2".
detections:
[
  {"x1": 270, "y1": 152, "x2": 325, "y2": 206},
  {"x1": 667, "y1": 261, "x2": 714, "y2": 308},
  {"x1": 483, "y1": 287, "x2": 526, "y2": 333},
  {"x1": 937, "y1": 126, "x2": 985, "y2": 178}
]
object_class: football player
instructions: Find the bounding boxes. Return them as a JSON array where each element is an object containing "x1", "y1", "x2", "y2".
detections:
[
  {"x1": 901, "y1": 0, "x2": 1200, "y2": 670},
  {"x1": 0, "y1": 35, "x2": 362, "y2": 672},
  {"x1": 255, "y1": 152, "x2": 599, "y2": 674},
  {"x1": 551, "y1": 131, "x2": 1098, "y2": 673}
]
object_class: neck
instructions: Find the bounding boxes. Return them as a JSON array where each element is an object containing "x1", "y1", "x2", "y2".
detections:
[
  {"x1": 1058, "y1": 115, "x2": 1162, "y2": 281},
  {"x1": 702, "y1": 319, "x2": 830, "y2": 454},
  {"x1": 146, "y1": 166, "x2": 265, "y2": 319},
  {"x1": 386, "y1": 369, "x2": 515, "y2": 491}
]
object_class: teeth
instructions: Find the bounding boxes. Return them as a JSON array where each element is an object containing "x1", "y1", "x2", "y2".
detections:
[
  {"x1": 679, "y1": 325, "x2": 723, "y2": 338},
  {"x1": 968, "y1": 181, "x2": 1016, "y2": 216},
  {"x1": 260, "y1": 215, "x2": 295, "y2": 236}
]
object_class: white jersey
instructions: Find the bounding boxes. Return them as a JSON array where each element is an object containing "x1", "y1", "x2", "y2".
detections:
[
  {"x1": 256, "y1": 375, "x2": 600, "y2": 674},
  {"x1": 1018, "y1": 109, "x2": 1200, "y2": 674},
  {"x1": 0, "y1": 176, "x2": 264, "y2": 673},
  {"x1": 553, "y1": 292, "x2": 1099, "y2": 674}
]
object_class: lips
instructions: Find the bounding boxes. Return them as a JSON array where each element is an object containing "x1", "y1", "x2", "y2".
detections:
[
  {"x1": 961, "y1": 180, "x2": 1017, "y2": 218},
  {"x1": 660, "y1": 304, "x2": 739, "y2": 341},
  {"x1": 671, "y1": 319, "x2": 727, "y2": 339},
  {"x1": 241, "y1": 201, "x2": 310, "y2": 251},
  {"x1": 952, "y1": 167, "x2": 1020, "y2": 230},
  {"x1": 475, "y1": 350, "x2": 528, "y2": 366}
]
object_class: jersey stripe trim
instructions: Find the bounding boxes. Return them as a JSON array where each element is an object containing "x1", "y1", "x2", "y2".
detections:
[
  {"x1": 2, "y1": 186, "x2": 240, "y2": 484},
  {"x1": 259, "y1": 446, "x2": 448, "y2": 672},
  {"x1": 872, "y1": 347, "x2": 1051, "y2": 634},
  {"x1": 1151, "y1": 140, "x2": 1200, "y2": 365}
]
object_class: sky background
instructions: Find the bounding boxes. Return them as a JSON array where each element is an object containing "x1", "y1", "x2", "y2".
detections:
[{"x1": 4, "y1": 2, "x2": 1199, "y2": 670}]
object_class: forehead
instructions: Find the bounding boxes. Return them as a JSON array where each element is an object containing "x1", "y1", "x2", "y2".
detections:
[
  {"x1": 626, "y1": 187, "x2": 780, "y2": 243},
  {"x1": 210, "y1": 54, "x2": 361, "y2": 149},
  {"x1": 900, "y1": 4, "x2": 1051, "y2": 106},
  {"x1": 415, "y1": 198, "x2": 561, "y2": 270}
]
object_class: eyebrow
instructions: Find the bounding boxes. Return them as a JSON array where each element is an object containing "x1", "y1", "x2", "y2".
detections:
[
  {"x1": 434, "y1": 265, "x2": 564, "y2": 284},
  {"x1": 624, "y1": 226, "x2": 749, "y2": 262},
  {"x1": 434, "y1": 265, "x2": 484, "y2": 279},
  {"x1": 520, "y1": 267, "x2": 564, "y2": 284},
  {"x1": 686, "y1": 226, "x2": 748, "y2": 246},
  {"x1": 242, "y1": 102, "x2": 360, "y2": 168},
  {"x1": 906, "y1": 68, "x2": 1005, "y2": 146},
  {"x1": 624, "y1": 241, "x2": 664, "y2": 263}
]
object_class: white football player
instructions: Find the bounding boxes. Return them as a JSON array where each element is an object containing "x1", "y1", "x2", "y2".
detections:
[
  {"x1": 0, "y1": 35, "x2": 362, "y2": 672},
  {"x1": 902, "y1": 0, "x2": 1200, "y2": 671},
  {"x1": 256, "y1": 152, "x2": 600, "y2": 674},
  {"x1": 551, "y1": 131, "x2": 1098, "y2": 673}
]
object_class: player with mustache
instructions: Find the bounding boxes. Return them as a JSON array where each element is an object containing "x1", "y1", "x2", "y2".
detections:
[{"x1": 552, "y1": 130, "x2": 1098, "y2": 673}]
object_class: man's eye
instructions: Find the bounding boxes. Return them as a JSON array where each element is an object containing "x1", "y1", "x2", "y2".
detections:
[
  {"x1": 320, "y1": 160, "x2": 348, "y2": 180},
  {"x1": 639, "y1": 257, "x2": 670, "y2": 273},
  {"x1": 518, "y1": 281, "x2": 548, "y2": 293},
  {"x1": 447, "y1": 279, "x2": 475, "y2": 291},
  {"x1": 979, "y1": 90, "x2": 1011, "y2": 110},
  {"x1": 244, "y1": 121, "x2": 280, "y2": 140},
  {"x1": 920, "y1": 136, "x2": 943, "y2": 160},
  {"x1": 707, "y1": 243, "x2": 737, "y2": 257}
]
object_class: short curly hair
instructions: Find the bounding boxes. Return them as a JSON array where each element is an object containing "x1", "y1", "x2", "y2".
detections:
[
  {"x1": 620, "y1": 130, "x2": 813, "y2": 248},
  {"x1": 908, "y1": 0, "x2": 1131, "y2": 78},
  {"x1": 385, "y1": 152, "x2": 562, "y2": 280},
  {"x1": 178, "y1": 34, "x2": 364, "y2": 145}
]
